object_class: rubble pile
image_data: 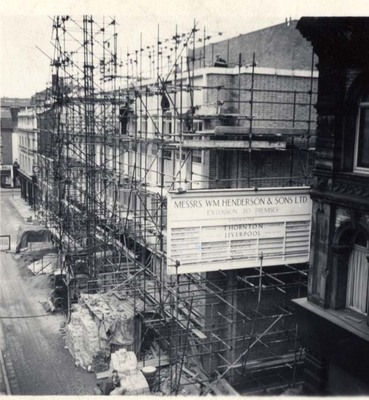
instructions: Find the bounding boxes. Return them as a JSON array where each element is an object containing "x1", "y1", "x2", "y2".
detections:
[
  {"x1": 110, "y1": 349, "x2": 150, "y2": 395},
  {"x1": 81, "y1": 293, "x2": 135, "y2": 347},
  {"x1": 111, "y1": 348, "x2": 137, "y2": 375},
  {"x1": 65, "y1": 292, "x2": 137, "y2": 372},
  {"x1": 92, "y1": 350, "x2": 111, "y2": 373},
  {"x1": 65, "y1": 304, "x2": 109, "y2": 370}
]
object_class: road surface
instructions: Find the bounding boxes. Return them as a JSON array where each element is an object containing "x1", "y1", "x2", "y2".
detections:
[{"x1": 0, "y1": 189, "x2": 97, "y2": 395}]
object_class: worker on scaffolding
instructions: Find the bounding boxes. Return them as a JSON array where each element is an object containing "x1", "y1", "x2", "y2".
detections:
[
  {"x1": 119, "y1": 98, "x2": 131, "y2": 135},
  {"x1": 161, "y1": 91, "x2": 170, "y2": 114},
  {"x1": 214, "y1": 54, "x2": 228, "y2": 68},
  {"x1": 184, "y1": 105, "x2": 199, "y2": 132}
]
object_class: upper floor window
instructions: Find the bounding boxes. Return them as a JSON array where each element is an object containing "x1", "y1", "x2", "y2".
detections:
[
  {"x1": 346, "y1": 231, "x2": 369, "y2": 315},
  {"x1": 354, "y1": 93, "x2": 369, "y2": 173}
]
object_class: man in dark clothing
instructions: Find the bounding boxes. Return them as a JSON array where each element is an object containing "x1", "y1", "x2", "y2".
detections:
[
  {"x1": 120, "y1": 99, "x2": 132, "y2": 135},
  {"x1": 119, "y1": 104, "x2": 129, "y2": 135},
  {"x1": 214, "y1": 54, "x2": 227, "y2": 67},
  {"x1": 112, "y1": 369, "x2": 121, "y2": 388},
  {"x1": 95, "y1": 380, "x2": 115, "y2": 395},
  {"x1": 161, "y1": 92, "x2": 170, "y2": 113},
  {"x1": 110, "y1": 369, "x2": 127, "y2": 395},
  {"x1": 184, "y1": 106, "x2": 198, "y2": 132}
]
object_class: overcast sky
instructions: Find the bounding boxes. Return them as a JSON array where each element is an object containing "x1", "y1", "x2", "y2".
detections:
[{"x1": 1, "y1": 0, "x2": 369, "y2": 98}]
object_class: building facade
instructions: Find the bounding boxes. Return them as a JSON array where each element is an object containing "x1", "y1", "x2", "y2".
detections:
[
  {"x1": 16, "y1": 107, "x2": 38, "y2": 204},
  {"x1": 1, "y1": 97, "x2": 31, "y2": 187},
  {"x1": 11, "y1": 91, "x2": 48, "y2": 204},
  {"x1": 34, "y1": 18, "x2": 317, "y2": 393},
  {"x1": 0, "y1": 108, "x2": 15, "y2": 187},
  {"x1": 294, "y1": 17, "x2": 369, "y2": 395}
]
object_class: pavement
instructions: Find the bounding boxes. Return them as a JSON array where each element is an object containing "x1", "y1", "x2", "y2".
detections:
[
  {"x1": 0, "y1": 189, "x2": 97, "y2": 395},
  {"x1": 7, "y1": 189, "x2": 34, "y2": 223},
  {"x1": 0, "y1": 345, "x2": 10, "y2": 395},
  {"x1": 0, "y1": 189, "x2": 21, "y2": 395}
]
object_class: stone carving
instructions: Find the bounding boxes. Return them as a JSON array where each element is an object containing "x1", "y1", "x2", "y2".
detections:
[{"x1": 315, "y1": 175, "x2": 369, "y2": 200}]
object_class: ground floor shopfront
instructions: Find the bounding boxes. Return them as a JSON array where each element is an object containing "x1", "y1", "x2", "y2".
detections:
[
  {"x1": 18, "y1": 170, "x2": 37, "y2": 207},
  {"x1": 0, "y1": 165, "x2": 12, "y2": 187}
]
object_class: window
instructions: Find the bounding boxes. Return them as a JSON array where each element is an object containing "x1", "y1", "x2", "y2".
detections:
[
  {"x1": 163, "y1": 117, "x2": 172, "y2": 135},
  {"x1": 151, "y1": 144, "x2": 158, "y2": 156},
  {"x1": 354, "y1": 93, "x2": 369, "y2": 173},
  {"x1": 151, "y1": 117, "x2": 159, "y2": 135},
  {"x1": 140, "y1": 117, "x2": 148, "y2": 135},
  {"x1": 151, "y1": 195, "x2": 167, "y2": 228},
  {"x1": 193, "y1": 120, "x2": 203, "y2": 132},
  {"x1": 346, "y1": 231, "x2": 369, "y2": 315},
  {"x1": 176, "y1": 150, "x2": 187, "y2": 161},
  {"x1": 193, "y1": 149, "x2": 203, "y2": 164},
  {"x1": 163, "y1": 149, "x2": 172, "y2": 160}
]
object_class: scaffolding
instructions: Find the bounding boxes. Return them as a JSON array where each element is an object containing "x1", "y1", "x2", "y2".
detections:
[{"x1": 34, "y1": 15, "x2": 317, "y2": 395}]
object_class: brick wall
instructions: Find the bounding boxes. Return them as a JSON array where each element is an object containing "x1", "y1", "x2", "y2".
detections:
[
  {"x1": 207, "y1": 147, "x2": 313, "y2": 190},
  {"x1": 205, "y1": 72, "x2": 317, "y2": 129},
  {"x1": 190, "y1": 20, "x2": 314, "y2": 71}
]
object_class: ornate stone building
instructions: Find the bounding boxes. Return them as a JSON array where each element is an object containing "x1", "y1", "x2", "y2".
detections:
[{"x1": 294, "y1": 17, "x2": 369, "y2": 395}]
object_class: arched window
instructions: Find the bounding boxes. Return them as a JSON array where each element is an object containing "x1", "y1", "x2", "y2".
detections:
[
  {"x1": 346, "y1": 231, "x2": 369, "y2": 314},
  {"x1": 354, "y1": 93, "x2": 369, "y2": 173}
]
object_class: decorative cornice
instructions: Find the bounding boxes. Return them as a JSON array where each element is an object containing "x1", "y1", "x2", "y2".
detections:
[
  {"x1": 297, "y1": 18, "x2": 369, "y2": 68},
  {"x1": 313, "y1": 173, "x2": 369, "y2": 207}
]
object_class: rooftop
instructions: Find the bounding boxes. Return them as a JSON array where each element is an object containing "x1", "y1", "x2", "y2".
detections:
[{"x1": 1, "y1": 97, "x2": 31, "y2": 108}]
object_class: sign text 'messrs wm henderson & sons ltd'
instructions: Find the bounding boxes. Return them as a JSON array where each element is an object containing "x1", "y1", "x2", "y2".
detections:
[{"x1": 167, "y1": 188, "x2": 312, "y2": 274}]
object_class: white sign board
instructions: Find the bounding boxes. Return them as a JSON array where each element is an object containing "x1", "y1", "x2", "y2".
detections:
[
  {"x1": 0, "y1": 235, "x2": 10, "y2": 251},
  {"x1": 167, "y1": 187, "x2": 312, "y2": 274}
]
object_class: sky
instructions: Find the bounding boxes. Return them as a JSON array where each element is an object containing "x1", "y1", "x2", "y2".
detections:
[{"x1": 1, "y1": 0, "x2": 369, "y2": 98}]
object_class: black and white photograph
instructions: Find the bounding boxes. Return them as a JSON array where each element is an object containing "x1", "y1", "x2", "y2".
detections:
[{"x1": 1, "y1": 0, "x2": 369, "y2": 396}]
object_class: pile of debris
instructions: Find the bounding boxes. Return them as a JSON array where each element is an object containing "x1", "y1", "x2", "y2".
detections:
[
  {"x1": 110, "y1": 349, "x2": 150, "y2": 395},
  {"x1": 65, "y1": 304, "x2": 110, "y2": 371},
  {"x1": 65, "y1": 292, "x2": 138, "y2": 372}
]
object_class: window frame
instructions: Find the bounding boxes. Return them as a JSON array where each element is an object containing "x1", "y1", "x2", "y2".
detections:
[
  {"x1": 329, "y1": 221, "x2": 369, "y2": 324},
  {"x1": 346, "y1": 237, "x2": 369, "y2": 315},
  {"x1": 353, "y1": 98, "x2": 369, "y2": 174}
]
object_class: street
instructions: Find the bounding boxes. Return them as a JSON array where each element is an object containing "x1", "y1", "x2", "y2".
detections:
[{"x1": 0, "y1": 189, "x2": 96, "y2": 395}]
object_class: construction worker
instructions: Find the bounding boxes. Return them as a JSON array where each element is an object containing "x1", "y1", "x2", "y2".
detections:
[
  {"x1": 184, "y1": 106, "x2": 198, "y2": 132},
  {"x1": 119, "y1": 99, "x2": 131, "y2": 135},
  {"x1": 214, "y1": 54, "x2": 227, "y2": 67},
  {"x1": 111, "y1": 369, "x2": 121, "y2": 388},
  {"x1": 110, "y1": 370, "x2": 127, "y2": 395},
  {"x1": 161, "y1": 92, "x2": 170, "y2": 113}
]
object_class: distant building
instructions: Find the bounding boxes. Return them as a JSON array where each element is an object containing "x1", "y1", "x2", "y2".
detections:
[
  {"x1": 16, "y1": 107, "x2": 38, "y2": 203},
  {"x1": 0, "y1": 98, "x2": 30, "y2": 187},
  {"x1": 1, "y1": 109, "x2": 14, "y2": 162},
  {"x1": 12, "y1": 91, "x2": 46, "y2": 202},
  {"x1": 294, "y1": 17, "x2": 369, "y2": 395}
]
